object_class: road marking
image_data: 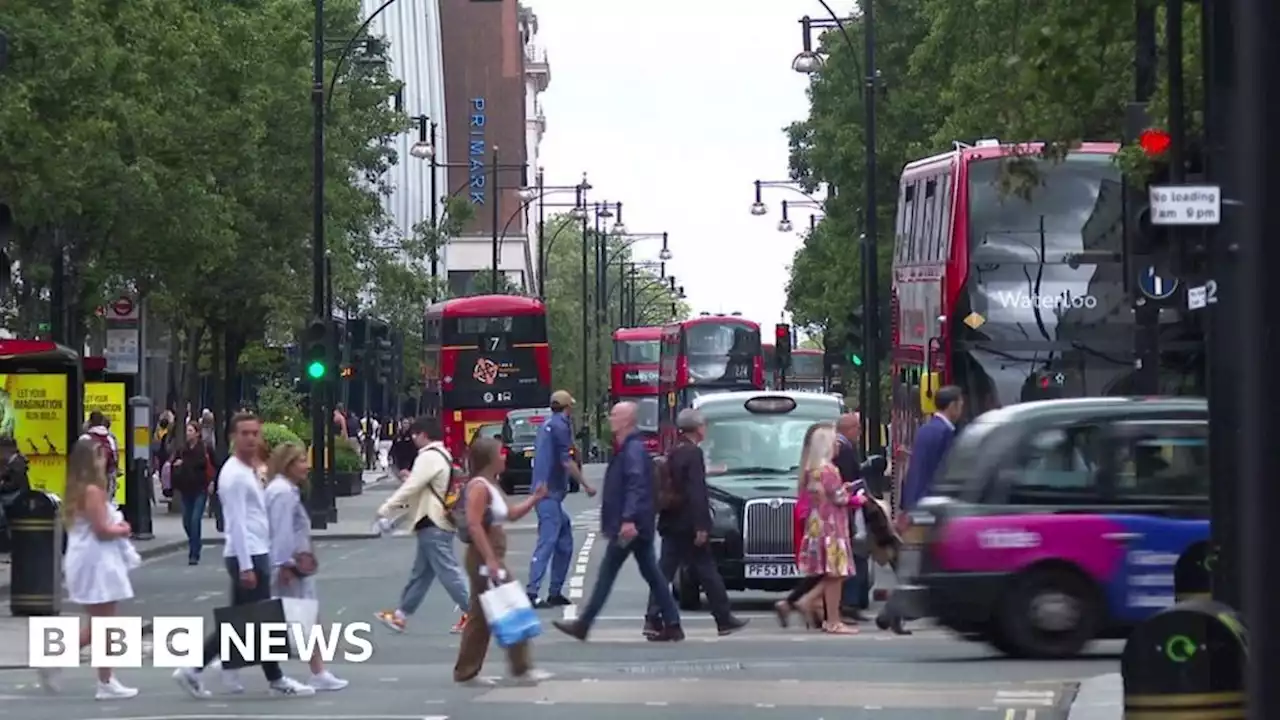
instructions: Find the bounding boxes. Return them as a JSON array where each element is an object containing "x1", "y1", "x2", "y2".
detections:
[
  {"x1": 995, "y1": 690, "x2": 1055, "y2": 706},
  {"x1": 563, "y1": 531, "x2": 597, "y2": 621},
  {"x1": 83, "y1": 716, "x2": 448, "y2": 720}
]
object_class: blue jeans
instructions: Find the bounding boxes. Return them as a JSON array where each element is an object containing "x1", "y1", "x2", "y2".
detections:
[
  {"x1": 842, "y1": 554, "x2": 870, "y2": 609},
  {"x1": 526, "y1": 498, "x2": 572, "y2": 597},
  {"x1": 180, "y1": 492, "x2": 207, "y2": 561},
  {"x1": 398, "y1": 524, "x2": 470, "y2": 614},
  {"x1": 578, "y1": 535, "x2": 679, "y2": 629}
]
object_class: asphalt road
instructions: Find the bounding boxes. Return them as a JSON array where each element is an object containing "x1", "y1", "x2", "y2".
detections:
[{"x1": 0, "y1": 464, "x2": 1120, "y2": 719}]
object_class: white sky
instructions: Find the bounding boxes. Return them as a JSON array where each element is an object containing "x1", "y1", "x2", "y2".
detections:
[{"x1": 528, "y1": 0, "x2": 839, "y2": 327}]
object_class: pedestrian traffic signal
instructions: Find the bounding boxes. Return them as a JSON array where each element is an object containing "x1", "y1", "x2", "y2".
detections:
[
  {"x1": 370, "y1": 321, "x2": 393, "y2": 385},
  {"x1": 303, "y1": 318, "x2": 328, "y2": 380},
  {"x1": 775, "y1": 323, "x2": 792, "y2": 372},
  {"x1": 844, "y1": 308, "x2": 864, "y2": 367}
]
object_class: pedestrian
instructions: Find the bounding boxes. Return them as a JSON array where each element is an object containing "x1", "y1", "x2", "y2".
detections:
[
  {"x1": 200, "y1": 409, "x2": 216, "y2": 448},
  {"x1": 552, "y1": 402, "x2": 682, "y2": 642},
  {"x1": 172, "y1": 411, "x2": 315, "y2": 698},
  {"x1": 793, "y1": 422, "x2": 866, "y2": 635},
  {"x1": 170, "y1": 421, "x2": 215, "y2": 565},
  {"x1": 39, "y1": 437, "x2": 140, "y2": 699},
  {"x1": 373, "y1": 416, "x2": 470, "y2": 634},
  {"x1": 83, "y1": 411, "x2": 120, "y2": 502},
  {"x1": 774, "y1": 422, "x2": 827, "y2": 629},
  {"x1": 453, "y1": 436, "x2": 551, "y2": 685},
  {"x1": 833, "y1": 413, "x2": 869, "y2": 621},
  {"x1": 265, "y1": 442, "x2": 348, "y2": 692},
  {"x1": 526, "y1": 390, "x2": 596, "y2": 608},
  {"x1": 388, "y1": 418, "x2": 416, "y2": 481},
  {"x1": 643, "y1": 408, "x2": 747, "y2": 638},
  {"x1": 877, "y1": 385, "x2": 963, "y2": 635}
]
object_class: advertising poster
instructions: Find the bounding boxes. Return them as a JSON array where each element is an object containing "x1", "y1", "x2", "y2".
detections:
[
  {"x1": 84, "y1": 382, "x2": 128, "y2": 504},
  {"x1": 0, "y1": 373, "x2": 70, "y2": 495}
]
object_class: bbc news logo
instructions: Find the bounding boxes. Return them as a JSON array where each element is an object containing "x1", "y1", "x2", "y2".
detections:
[{"x1": 28, "y1": 617, "x2": 374, "y2": 668}]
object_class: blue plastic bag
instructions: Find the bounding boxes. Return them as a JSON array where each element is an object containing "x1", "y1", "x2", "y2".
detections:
[{"x1": 479, "y1": 579, "x2": 543, "y2": 647}]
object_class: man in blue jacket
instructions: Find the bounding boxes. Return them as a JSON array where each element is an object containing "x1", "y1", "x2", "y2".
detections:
[
  {"x1": 527, "y1": 390, "x2": 595, "y2": 608},
  {"x1": 877, "y1": 384, "x2": 963, "y2": 635},
  {"x1": 553, "y1": 401, "x2": 683, "y2": 642}
]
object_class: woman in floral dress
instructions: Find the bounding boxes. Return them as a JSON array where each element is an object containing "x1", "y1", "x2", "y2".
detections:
[{"x1": 794, "y1": 423, "x2": 865, "y2": 634}]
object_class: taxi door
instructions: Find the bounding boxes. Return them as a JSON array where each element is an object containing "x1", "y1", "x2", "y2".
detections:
[{"x1": 1096, "y1": 419, "x2": 1210, "y2": 626}]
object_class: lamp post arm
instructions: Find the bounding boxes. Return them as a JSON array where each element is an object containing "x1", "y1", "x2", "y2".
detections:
[{"x1": 326, "y1": 0, "x2": 401, "y2": 112}]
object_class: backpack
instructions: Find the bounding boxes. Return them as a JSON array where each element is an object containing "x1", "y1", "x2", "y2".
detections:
[
  {"x1": 654, "y1": 451, "x2": 680, "y2": 512},
  {"x1": 424, "y1": 448, "x2": 464, "y2": 513}
]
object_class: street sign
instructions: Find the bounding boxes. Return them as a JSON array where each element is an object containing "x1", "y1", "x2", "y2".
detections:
[
  {"x1": 108, "y1": 295, "x2": 138, "y2": 321},
  {"x1": 1187, "y1": 280, "x2": 1219, "y2": 311},
  {"x1": 1139, "y1": 266, "x2": 1179, "y2": 300},
  {"x1": 1149, "y1": 185, "x2": 1222, "y2": 225}
]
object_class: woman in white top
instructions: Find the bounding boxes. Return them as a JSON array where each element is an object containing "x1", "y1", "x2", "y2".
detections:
[
  {"x1": 265, "y1": 443, "x2": 348, "y2": 691},
  {"x1": 40, "y1": 438, "x2": 141, "y2": 699},
  {"x1": 453, "y1": 436, "x2": 547, "y2": 684}
]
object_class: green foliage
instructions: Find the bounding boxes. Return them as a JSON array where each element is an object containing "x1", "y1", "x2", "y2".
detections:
[
  {"x1": 261, "y1": 422, "x2": 303, "y2": 451},
  {"x1": 784, "y1": 0, "x2": 1196, "y2": 340},
  {"x1": 255, "y1": 381, "x2": 306, "y2": 426},
  {"x1": 462, "y1": 271, "x2": 523, "y2": 296},
  {"x1": 0, "y1": 0, "x2": 404, "y2": 358},
  {"x1": 541, "y1": 215, "x2": 688, "y2": 431},
  {"x1": 333, "y1": 443, "x2": 364, "y2": 473}
]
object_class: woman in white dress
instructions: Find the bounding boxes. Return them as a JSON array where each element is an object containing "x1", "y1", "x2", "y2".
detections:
[
  {"x1": 39, "y1": 437, "x2": 141, "y2": 699},
  {"x1": 265, "y1": 442, "x2": 347, "y2": 691}
]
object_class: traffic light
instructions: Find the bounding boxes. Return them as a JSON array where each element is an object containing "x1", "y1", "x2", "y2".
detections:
[
  {"x1": 844, "y1": 308, "x2": 864, "y2": 367},
  {"x1": 303, "y1": 318, "x2": 328, "y2": 380},
  {"x1": 774, "y1": 323, "x2": 792, "y2": 373},
  {"x1": 347, "y1": 318, "x2": 368, "y2": 378},
  {"x1": 371, "y1": 321, "x2": 393, "y2": 385}
]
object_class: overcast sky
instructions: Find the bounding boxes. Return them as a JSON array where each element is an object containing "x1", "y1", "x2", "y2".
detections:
[{"x1": 528, "y1": 0, "x2": 843, "y2": 327}]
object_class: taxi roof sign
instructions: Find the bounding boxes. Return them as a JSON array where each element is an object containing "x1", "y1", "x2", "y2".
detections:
[{"x1": 744, "y1": 396, "x2": 798, "y2": 414}]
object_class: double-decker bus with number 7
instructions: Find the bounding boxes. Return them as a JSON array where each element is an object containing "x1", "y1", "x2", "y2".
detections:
[
  {"x1": 422, "y1": 295, "x2": 552, "y2": 460},
  {"x1": 611, "y1": 326, "x2": 662, "y2": 454},
  {"x1": 657, "y1": 316, "x2": 765, "y2": 450}
]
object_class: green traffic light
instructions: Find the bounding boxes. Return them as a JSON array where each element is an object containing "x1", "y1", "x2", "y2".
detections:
[
  {"x1": 849, "y1": 354, "x2": 863, "y2": 367},
  {"x1": 306, "y1": 361, "x2": 326, "y2": 379}
]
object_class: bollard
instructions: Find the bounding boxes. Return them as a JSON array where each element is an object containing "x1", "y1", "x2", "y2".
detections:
[
  {"x1": 9, "y1": 490, "x2": 63, "y2": 616},
  {"x1": 1121, "y1": 598, "x2": 1246, "y2": 719},
  {"x1": 1174, "y1": 541, "x2": 1212, "y2": 602}
]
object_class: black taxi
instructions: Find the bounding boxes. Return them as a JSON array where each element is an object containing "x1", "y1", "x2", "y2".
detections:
[
  {"x1": 499, "y1": 408, "x2": 579, "y2": 495},
  {"x1": 673, "y1": 391, "x2": 844, "y2": 609}
]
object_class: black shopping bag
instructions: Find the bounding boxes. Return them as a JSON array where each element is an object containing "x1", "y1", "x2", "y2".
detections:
[{"x1": 213, "y1": 598, "x2": 287, "y2": 669}]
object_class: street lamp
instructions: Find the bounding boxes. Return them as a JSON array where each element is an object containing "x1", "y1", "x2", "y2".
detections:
[
  {"x1": 792, "y1": 0, "x2": 884, "y2": 457},
  {"x1": 495, "y1": 172, "x2": 592, "y2": 297},
  {"x1": 516, "y1": 186, "x2": 539, "y2": 202},
  {"x1": 778, "y1": 199, "x2": 822, "y2": 233},
  {"x1": 778, "y1": 218, "x2": 794, "y2": 233},
  {"x1": 570, "y1": 205, "x2": 588, "y2": 220}
]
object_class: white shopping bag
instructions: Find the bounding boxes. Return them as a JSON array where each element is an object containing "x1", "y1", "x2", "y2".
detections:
[
  {"x1": 280, "y1": 597, "x2": 320, "y2": 656},
  {"x1": 479, "y1": 580, "x2": 542, "y2": 648}
]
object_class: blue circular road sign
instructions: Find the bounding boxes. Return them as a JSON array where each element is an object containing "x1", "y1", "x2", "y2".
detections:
[{"x1": 1139, "y1": 266, "x2": 1179, "y2": 300}]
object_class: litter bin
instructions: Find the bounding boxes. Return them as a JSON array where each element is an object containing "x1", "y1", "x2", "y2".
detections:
[{"x1": 9, "y1": 490, "x2": 63, "y2": 616}]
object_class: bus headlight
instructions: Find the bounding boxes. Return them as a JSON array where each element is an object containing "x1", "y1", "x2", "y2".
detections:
[{"x1": 709, "y1": 497, "x2": 738, "y2": 531}]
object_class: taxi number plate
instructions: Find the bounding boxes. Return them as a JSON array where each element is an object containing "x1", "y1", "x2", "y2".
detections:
[
  {"x1": 524, "y1": 450, "x2": 534, "y2": 458},
  {"x1": 745, "y1": 563, "x2": 801, "y2": 579}
]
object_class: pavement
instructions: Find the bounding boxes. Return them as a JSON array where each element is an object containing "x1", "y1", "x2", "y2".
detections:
[{"x1": 0, "y1": 463, "x2": 1123, "y2": 719}]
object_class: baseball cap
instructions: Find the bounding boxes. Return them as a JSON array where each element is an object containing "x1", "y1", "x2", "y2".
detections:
[{"x1": 550, "y1": 390, "x2": 575, "y2": 408}]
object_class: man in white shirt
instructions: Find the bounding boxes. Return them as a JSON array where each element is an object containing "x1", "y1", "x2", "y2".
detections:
[{"x1": 173, "y1": 412, "x2": 314, "y2": 698}]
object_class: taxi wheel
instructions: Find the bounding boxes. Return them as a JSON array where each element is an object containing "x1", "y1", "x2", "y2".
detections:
[
  {"x1": 996, "y1": 567, "x2": 1098, "y2": 659},
  {"x1": 674, "y1": 568, "x2": 701, "y2": 610}
]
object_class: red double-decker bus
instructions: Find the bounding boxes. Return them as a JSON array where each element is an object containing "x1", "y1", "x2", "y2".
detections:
[
  {"x1": 657, "y1": 316, "x2": 764, "y2": 449},
  {"x1": 762, "y1": 344, "x2": 824, "y2": 392},
  {"x1": 422, "y1": 295, "x2": 552, "y2": 459},
  {"x1": 611, "y1": 326, "x2": 661, "y2": 453},
  {"x1": 887, "y1": 140, "x2": 1170, "y2": 502}
]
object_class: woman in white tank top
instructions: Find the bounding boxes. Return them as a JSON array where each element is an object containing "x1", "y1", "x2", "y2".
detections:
[{"x1": 453, "y1": 437, "x2": 550, "y2": 685}]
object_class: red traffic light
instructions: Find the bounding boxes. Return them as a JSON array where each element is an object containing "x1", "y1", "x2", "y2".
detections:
[
  {"x1": 775, "y1": 323, "x2": 790, "y2": 339},
  {"x1": 1138, "y1": 129, "x2": 1171, "y2": 157}
]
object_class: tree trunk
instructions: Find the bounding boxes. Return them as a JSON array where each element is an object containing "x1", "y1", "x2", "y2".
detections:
[
  {"x1": 222, "y1": 328, "x2": 245, "y2": 436},
  {"x1": 210, "y1": 329, "x2": 226, "y2": 454}
]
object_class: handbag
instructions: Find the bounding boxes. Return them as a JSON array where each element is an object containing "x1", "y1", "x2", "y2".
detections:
[{"x1": 479, "y1": 578, "x2": 542, "y2": 648}]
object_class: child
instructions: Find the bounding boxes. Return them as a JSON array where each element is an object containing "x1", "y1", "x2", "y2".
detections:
[{"x1": 39, "y1": 437, "x2": 141, "y2": 699}]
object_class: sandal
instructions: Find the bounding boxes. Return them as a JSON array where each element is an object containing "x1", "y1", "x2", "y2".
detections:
[
  {"x1": 773, "y1": 601, "x2": 792, "y2": 628},
  {"x1": 795, "y1": 602, "x2": 823, "y2": 629},
  {"x1": 822, "y1": 622, "x2": 858, "y2": 635}
]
